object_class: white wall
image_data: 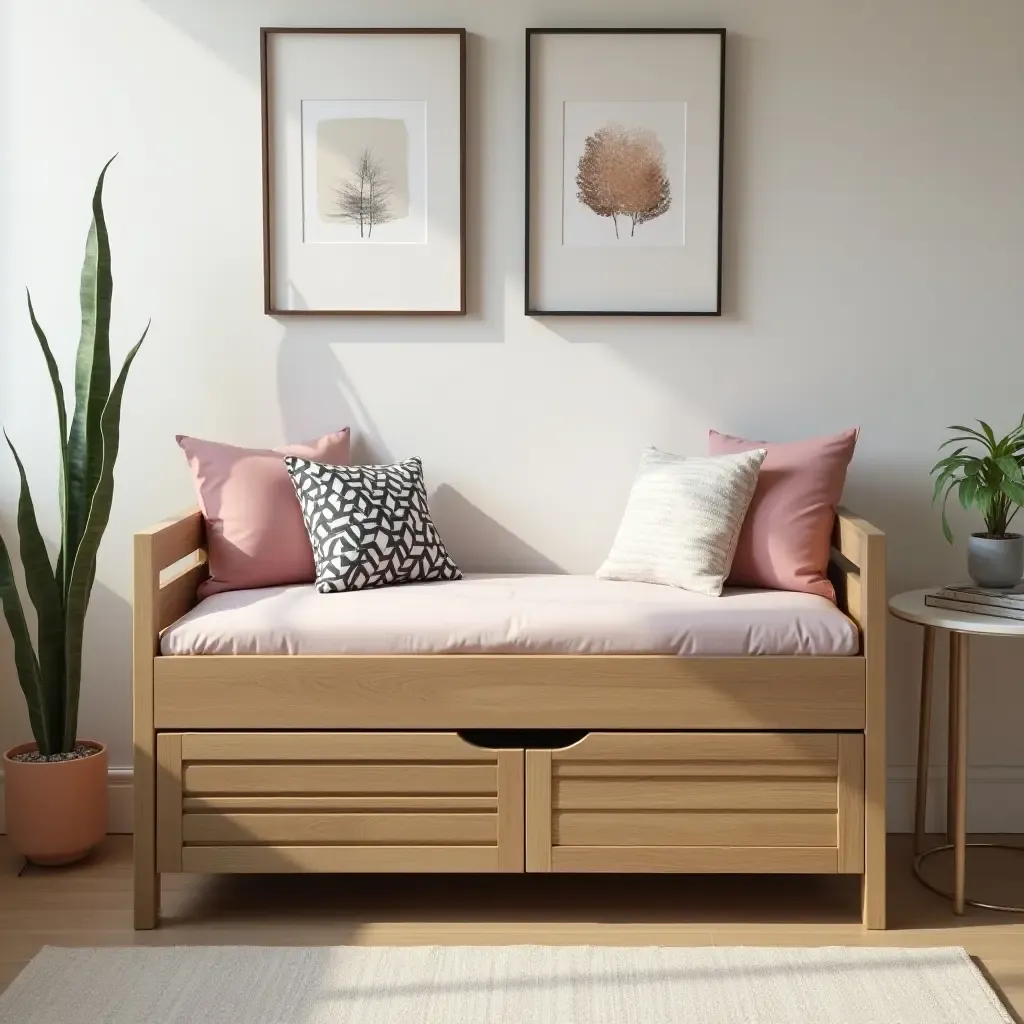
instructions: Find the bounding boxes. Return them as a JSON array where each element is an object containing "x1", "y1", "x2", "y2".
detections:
[{"x1": 2, "y1": 0, "x2": 1023, "y2": 831}]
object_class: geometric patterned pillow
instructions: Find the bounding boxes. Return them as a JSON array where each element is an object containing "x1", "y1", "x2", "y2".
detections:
[{"x1": 282, "y1": 455, "x2": 462, "y2": 594}]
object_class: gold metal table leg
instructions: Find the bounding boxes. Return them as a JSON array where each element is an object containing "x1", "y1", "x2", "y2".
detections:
[
  {"x1": 913, "y1": 628, "x2": 1024, "y2": 913},
  {"x1": 914, "y1": 626, "x2": 935, "y2": 856},
  {"x1": 954, "y1": 632, "x2": 969, "y2": 915},
  {"x1": 947, "y1": 632, "x2": 959, "y2": 845}
]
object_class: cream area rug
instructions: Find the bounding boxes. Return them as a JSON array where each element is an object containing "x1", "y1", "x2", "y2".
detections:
[{"x1": 0, "y1": 945, "x2": 1013, "y2": 1023}]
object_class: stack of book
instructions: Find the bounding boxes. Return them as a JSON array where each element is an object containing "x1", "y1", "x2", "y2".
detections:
[{"x1": 925, "y1": 583, "x2": 1024, "y2": 621}]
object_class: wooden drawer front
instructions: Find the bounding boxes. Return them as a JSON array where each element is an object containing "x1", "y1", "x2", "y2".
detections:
[
  {"x1": 156, "y1": 733, "x2": 524, "y2": 874},
  {"x1": 526, "y1": 733, "x2": 864, "y2": 875}
]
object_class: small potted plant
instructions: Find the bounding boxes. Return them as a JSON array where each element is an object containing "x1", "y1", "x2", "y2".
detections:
[
  {"x1": 931, "y1": 418, "x2": 1024, "y2": 588},
  {"x1": 0, "y1": 157, "x2": 148, "y2": 864}
]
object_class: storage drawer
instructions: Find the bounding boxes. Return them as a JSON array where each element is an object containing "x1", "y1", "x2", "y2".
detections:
[
  {"x1": 155, "y1": 732, "x2": 524, "y2": 873},
  {"x1": 525, "y1": 732, "x2": 863, "y2": 874}
]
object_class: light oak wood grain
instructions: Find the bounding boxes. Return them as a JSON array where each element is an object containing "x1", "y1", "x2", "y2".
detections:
[
  {"x1": 838, "y1": 734, "x2": 865, "y2": 874},
  {"x1": 554, "y1": 778, "x2": 838, "y2": 812},
  {"x1": 857, "y1": 513, "x2": 887, "y2": 928},
  {"x1": 181, "y1": 733, "x2": 495, "y2": 765},
  {"x1": 181, "y1": 812, "x2": 496, "y2": 846},
  {"x1": 179, "y1": 731, "x2": 495, "y2": 762},
  {"x1": 550, "y1": 846, "x2": 840, "y2": 873},
  {"x1": 132, "y1": 529, "x2": 159, "y2": 930},
  {"x1": 156, "y1": 559, "x2": 207, "y2": 632},
  {"x1": 553, "y1": 811, "x2": 838, "y2": 848},
  {"x1": 152, "y1": 656, "x2": 866, "y2": 731},
  {"x1": 552, "y1": 762, "x2": 839, "y2": 779},
  {"x1": 182, "y1": 763, "x2": 497, "y2": 797},
  {"x1": 525, "y1": 751, "x2": 552, "y2": 872},
  {"x1": 496, "y1": 751, "x2": 525, "y2": 872},
  {"x1": 179, "y1": 845, "x2": 502, "y2": 873},
  {"x1": 181, "y1": 796, "x2": 498, "y2": 812},
  {"x1": 155, "y1": 735, "x2": 182, "y2": 872},
  {"x1": 553, "y1": 732, "x2": 839, "y2": 764}
]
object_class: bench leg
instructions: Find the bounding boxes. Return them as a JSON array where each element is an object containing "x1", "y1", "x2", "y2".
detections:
[{"x1": 134, "y1": 854, "x2": 160, "y2": 930}]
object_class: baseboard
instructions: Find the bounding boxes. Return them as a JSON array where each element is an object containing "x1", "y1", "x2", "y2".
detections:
[
  {"x1": 2, "y1": 766, "x2": 1021, "y2": 836},
  {"x1": 0, "y1": 767, "x2": 134, "y2": 835},
  {"x1": 887, "y1": 765, "x2": 1024, "y2": 833}
]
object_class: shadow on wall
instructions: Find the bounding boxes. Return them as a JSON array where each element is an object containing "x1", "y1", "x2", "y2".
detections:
[
  {"x1": 275, "y1": 336, "x2": 559, "y2": 575},
  {"x1": 276, "y1": 331, "x2": 393, "y2": 463},
  {"x1": 431, "y1": 485, "x2": 564, "y2": 575}
]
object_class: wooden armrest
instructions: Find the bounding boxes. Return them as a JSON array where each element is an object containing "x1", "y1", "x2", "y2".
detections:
[
  {"x1": 134, "y1": 508, "x2": 205, "y2": 573},
  {"x1": 134, "y1": 509, "x2": 207, "y2": 638},
  {"x1": 832, "y1": 515, "x2": 887, "y2": 926},
  {"x1": 834, "y1": 506, "x2": 885, "y2": 574}
]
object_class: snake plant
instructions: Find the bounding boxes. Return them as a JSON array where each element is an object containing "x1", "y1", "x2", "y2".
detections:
[{"x1": 0, "y1": 157, "x2": 148, "y2": 756}]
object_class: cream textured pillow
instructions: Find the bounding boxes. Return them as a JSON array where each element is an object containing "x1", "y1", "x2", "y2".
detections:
[{"x1": 597, "y1": 446, "x2": 767, "y2": 597}]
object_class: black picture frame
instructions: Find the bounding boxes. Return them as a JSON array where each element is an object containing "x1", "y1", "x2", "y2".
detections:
[{"x1": 525, "y1": 28, "x2": 726, "y2": 317}]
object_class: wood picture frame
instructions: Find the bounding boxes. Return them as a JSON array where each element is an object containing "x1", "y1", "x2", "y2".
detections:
[
  {"x1": 261, "y1": 27, "x2": 467, "y2": 316},
  {"x1": 525, "y1": 28, "x2": 726, "y2": 316}
]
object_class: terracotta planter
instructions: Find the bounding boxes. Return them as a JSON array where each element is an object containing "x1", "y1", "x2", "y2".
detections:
[{"x1": 3, "y1": 741, "x2": 108, "y2": 865}]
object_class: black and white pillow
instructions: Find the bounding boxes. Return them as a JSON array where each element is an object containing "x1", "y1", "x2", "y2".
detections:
[{"x1": 283, "y1": 455, "x2": 462, "y2": 594}]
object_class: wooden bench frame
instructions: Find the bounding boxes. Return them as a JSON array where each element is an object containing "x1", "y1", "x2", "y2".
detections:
[{"x1": 133, "y1": 508, "x2": 885, "y2": 929}]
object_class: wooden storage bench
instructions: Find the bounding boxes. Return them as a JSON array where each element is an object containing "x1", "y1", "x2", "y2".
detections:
[{"x1": 134, "y1": 508, "x2": 885, "y2": 930}]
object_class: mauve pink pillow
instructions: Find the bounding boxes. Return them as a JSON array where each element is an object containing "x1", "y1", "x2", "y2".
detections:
[
  {"x1": 177, "y1": 429, "x2": 350, "y2": 597},
  {"x1": 708, "y1": 428, "x2": 859, "y2": 601}
]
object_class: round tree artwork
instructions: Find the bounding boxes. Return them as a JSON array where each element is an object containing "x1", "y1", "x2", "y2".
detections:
[{"x1": 575, "y1": 124, "x2": 672, "y2": 239}]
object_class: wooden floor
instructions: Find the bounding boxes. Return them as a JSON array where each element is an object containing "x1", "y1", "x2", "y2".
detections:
[{"x1": 3, "y1": 835, "x2": 1024, "y2": 1016}]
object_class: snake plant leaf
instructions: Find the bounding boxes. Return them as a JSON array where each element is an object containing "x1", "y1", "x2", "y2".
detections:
[
  {"x1": 0, "y1": 531, "x2": 49, "y2": 752},
  {"x1": 65, "y1": 155, "x2": 116, "y2": 596},
  {"x1": 26, "y1": 290, "x2": 70, "y2": 593},
  {"x1": 62, "y1": 324, "x2": 147, "y2": 749},
  {"x1": 5, "y1": 434, "x2": 66, "y2": 751}
]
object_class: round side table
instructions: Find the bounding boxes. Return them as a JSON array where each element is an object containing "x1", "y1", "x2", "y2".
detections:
[{"x1": 889, "y1": 589, "x2": 1024, "y2": 914}]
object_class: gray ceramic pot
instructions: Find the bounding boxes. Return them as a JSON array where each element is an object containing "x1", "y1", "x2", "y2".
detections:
[{"x1": 967, "y1": 533, "x2": 1024, "y2": 588}]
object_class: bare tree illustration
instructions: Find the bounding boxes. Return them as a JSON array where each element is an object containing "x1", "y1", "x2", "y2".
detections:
[
  {"x1": 334, "y1": 147, "x2": 395, "y2": 238},
  {"x1": 576, "y1": 125, "x2": 672, "y2": 238}
]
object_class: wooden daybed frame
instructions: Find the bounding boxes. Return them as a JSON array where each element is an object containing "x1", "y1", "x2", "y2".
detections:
[{"x1": 133, "y1": 507, "x2": 886, "y2": 930}]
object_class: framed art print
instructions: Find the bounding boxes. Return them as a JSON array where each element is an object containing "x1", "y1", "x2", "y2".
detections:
[
  {"x1": 261, "y1": 28, "x2": 466, "y2": 315},
  {"x1": 525, "y1": 29, "x2": 725, "y2": 316}
]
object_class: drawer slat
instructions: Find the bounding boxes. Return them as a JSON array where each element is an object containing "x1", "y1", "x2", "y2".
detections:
[
  {"x1": 182, "y1": 795, "x2": 497, "y2": 812},
  {"x1": 554, "y1": 811, "x2": 838, "y2": 848},
  {"x1": 555, "y1": 778, "x2": 837, "y2": 812},
  {"x1": 182, "y1": 812, "x2": 496, "y2": 845},
  {"x1": 180, "y1": 845, "x2": 502, "y2": 873},
  {"x1": 183, "y1": 763, "x2": 497, "y2": 796},
  {"x1": 551, "y1": 846, "x2": 839, "y2": 873},
  {"x1": 554, "y1": 733, "x2": 839, "y2": 764},
  {"x1": 180, "y1": 732, "x2": 493, "y2": 762}
]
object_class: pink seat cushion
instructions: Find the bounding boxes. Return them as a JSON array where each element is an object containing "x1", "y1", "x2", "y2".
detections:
[
  {"x1": 708, "y1": 428, "x2": 858, "y2": 601},
  {"x1": 177, "y1": 429, "x2": 350, "y2": 597}
]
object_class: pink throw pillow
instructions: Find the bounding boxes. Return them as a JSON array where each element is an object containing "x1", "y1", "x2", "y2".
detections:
[
  {"x1": 177, "y1": 429, "x2": 351, "y2": 597},
  {"x1": 708, "y1": 428, "x2": 858, "y2": 601}
]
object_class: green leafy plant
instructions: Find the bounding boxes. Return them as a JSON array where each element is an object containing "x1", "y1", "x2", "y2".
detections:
[
  {"x1": 930, "y1": 418, "x2": 1024, "y2": 544},
  {"x1": 0, "y1": 157, "x2": 148, "y2": 756}
]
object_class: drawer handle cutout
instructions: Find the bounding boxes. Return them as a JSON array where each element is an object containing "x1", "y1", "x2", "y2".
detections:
[{"x1": 458, "y1": 730, "x2": 589, "y2": 751}]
